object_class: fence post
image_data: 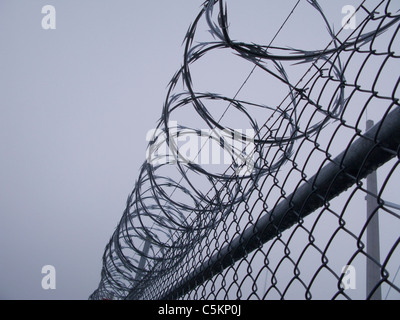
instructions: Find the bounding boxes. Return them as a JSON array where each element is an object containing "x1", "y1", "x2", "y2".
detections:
[
  {"x1": 365, "y1": 120, "x2": 382, "y2": 300},
  {"x1": 135, "y1": 238, "x2": 151, "y2": 281}
]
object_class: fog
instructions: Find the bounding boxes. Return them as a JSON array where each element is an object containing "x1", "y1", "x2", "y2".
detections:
[{"x1": 0, "y1": 0, "x2": 398, "y2": 300}]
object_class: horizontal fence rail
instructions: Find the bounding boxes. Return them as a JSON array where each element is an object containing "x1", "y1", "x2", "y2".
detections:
[
  {"x1": 91, "y1": 0, "x2": 400, "y2": 300},
  {"x1": 156, "y1": 107, "x2": 400, "y2": 300}
]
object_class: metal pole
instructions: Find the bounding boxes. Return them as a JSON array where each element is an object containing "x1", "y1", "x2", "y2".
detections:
[
  {"x1": 365, "y1": 120, "x2": 382, "y2": 300},
  {"x1": 157, "y1": 107, "x2": 400, "y2": 300},
  {"x1": 135, "y1": 238, "x2": 151, "y2": 281},
  {"x1": 124, "y1": 238, "x2": 152, "y2": 300}
]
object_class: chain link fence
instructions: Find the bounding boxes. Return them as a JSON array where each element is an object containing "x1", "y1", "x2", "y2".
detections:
[{"x1": 90, "y1": 0, "x2": 400, "y2": 300}]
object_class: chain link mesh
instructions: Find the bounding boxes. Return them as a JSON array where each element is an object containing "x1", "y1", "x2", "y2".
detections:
[{"x1": 90, "y1": 0, "x2": 400, "y2": 300}]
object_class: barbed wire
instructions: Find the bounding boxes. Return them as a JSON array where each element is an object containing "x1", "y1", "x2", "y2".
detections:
[{"x1": 90, "y1": 0, "x2": 400, "y2": 300}]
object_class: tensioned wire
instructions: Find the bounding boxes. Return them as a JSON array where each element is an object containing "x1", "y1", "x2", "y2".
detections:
[{"x1": 127, "y1": 0, "x2": 370, "y2": 296}]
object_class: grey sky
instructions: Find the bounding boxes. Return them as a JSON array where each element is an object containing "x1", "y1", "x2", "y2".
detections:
[
  {"x1": 0, "y1": 0, "x2": 204, "y2": 300},
  {"x1": 0, "y1": 1, "x2": 398, "y2": 300}
]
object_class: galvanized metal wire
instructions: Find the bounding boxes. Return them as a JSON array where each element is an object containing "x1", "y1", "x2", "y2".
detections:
[{"x1": 90, "y1": 0, "x2": 400, "y2": 300}]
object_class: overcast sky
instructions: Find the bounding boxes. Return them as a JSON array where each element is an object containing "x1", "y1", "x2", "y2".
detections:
[
  {"x1": 0, "y1": 0, "x2": 207, "y2": 300},
  {"x1": 0, "y1": 0, "x2": 398, "y2": 300}
]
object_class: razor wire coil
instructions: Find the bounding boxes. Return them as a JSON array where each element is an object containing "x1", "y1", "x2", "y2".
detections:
[{"x1": 90, "y1": 0, "x2": 400, "y2": 300}]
